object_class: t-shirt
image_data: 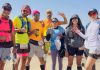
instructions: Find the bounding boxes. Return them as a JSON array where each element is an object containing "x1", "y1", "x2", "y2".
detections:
[
  {"x1": 78, "y1": 20, "x2": 100, "y2": 50},
  {"x1": 13, "y1": 16, "x2": 31, "y2": 44},
  {"x1": 47, "y1": 26, "x2": 65, "y2": 50},
  {"x1": 43, "y1": 19, "x2": 62, "y2": 36},
  {"x1": 29, "y1": 21, "x2": 43, "y2": 41},
  {"x1": 0, "y1": 17, "x2": 14, "y2": 42},
  {"x1": 43, "y1": 19, "x2": 52, "y2": 36}
]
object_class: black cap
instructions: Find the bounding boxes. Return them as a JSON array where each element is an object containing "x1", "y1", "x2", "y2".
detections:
[
  {"x1": 88, "y1": 8, "x2": 98, "y2": 15},
  {"x1": 71, "y1": 14, "x2": 79, "y2": 19},
  {"x1": 52, "y1": 18, "x2": 58, "y2": 23},
  {"x1": 2, "y1": 3, "x2": 12, "y2": 11}
]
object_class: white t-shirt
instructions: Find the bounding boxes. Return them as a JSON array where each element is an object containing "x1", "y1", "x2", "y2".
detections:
[{"x1": 78, "y1": 19, "x2": 100, "y2": 54}]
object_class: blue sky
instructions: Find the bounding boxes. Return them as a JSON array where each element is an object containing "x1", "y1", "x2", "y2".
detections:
[{"x1": 0, "y1": 0, "x2": 100, "y2": 27}]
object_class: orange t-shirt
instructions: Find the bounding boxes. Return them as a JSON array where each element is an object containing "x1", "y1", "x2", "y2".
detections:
[
  {"x1": 29, "y1": 21, "x2": 43, "y2": 41},
  {"x1": 43, "y1": 19, "x2": 62, "y2": 36},
  {"x1": 43, "y1": 19, "x2": 52, "y2": 36}
]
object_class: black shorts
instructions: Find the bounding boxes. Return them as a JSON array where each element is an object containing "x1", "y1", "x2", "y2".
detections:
[
  {"x1": 88, "y1": 53, "x2": 100, "y2": 59},
  {"x1": 84, "y1": 49, "x2": 100, "y2": 59},
  {"x1": 67, "y1": 45, "x2": 84, "y2": 56}
]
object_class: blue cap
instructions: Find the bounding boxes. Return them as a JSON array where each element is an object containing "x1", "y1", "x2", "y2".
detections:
[{"x1": 88, "y1": 8, "x2": 98, "y2": 14}]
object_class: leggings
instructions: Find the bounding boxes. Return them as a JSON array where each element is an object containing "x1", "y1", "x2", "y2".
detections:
[{"x1": 51, "y1": 50, "x2": 62, "y2": 70}]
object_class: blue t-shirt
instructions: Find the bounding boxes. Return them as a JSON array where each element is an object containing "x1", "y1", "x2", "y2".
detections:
[{"x1": 48, "y1": 26, "x2": 65, "y2": 50}]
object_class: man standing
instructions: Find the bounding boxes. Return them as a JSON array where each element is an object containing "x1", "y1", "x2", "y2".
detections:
[
  {"x1": 13, "y1": 5, "x2": 31, "y2": 70},
  {"x1": 0, "y1": 3, "x2": 15, "y2": 70},
  {"x1": 26, "y1": 10, "x2": 45, "y2": 70}
]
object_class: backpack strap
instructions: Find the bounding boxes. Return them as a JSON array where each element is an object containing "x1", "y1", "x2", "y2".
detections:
[
  {"x1": 9, "y1": 19, "x2": 12, "y2": 33},
  {"x1": 0, "y1": 20, "x2": 1, "y2": 24},
  {"x1": 18, "y1": 16, "x2": 25, "y2": 28},
  {"x1": 18, "y1": 16, "x2": 30, "y2": 33},
  {"x1": 26, "y1": 17, "x2": 30, "y2": 32}
]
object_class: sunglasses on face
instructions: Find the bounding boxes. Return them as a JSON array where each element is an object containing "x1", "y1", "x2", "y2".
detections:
[
  {"x1": 52, "y1": 19, "x2": 58, "y2": 23},
  {"x1": 23, "y1": 9, "x2": 28, "y2": 13},
  {"x1": 34, "y1": 14, "x2": 40, "y2": 16},
  {"x1": 52, "y1": 21, "x2": 57, "y2": 23},
  {"x1": 88, "y1": 12, "x2": 97, "y2": 16}
]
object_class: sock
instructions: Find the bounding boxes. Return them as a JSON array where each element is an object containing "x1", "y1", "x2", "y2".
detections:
[
  {"x1": 67, "y1": 66, "x2": 71, "y2": 70},
  {"x1": 40, "y1": 65, "x2": 45, "y2": 70},
  {"x1": 77, "y1": 66, "x2": 82, "y2": 70},
  {"x1": 92, "y1": 64, "x2": 96, "y2": 70},
  {"x1": 26, "y1": 66, "x2": 30, "y2": 70}
]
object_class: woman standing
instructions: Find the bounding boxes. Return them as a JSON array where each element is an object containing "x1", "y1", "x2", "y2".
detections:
[
  {"x1": 74, "y1": 9, "x2": 100, "y2": 70},
  {"x1": 65, "y1": 15, "x2": 85, "y2": 70},
  {"x1": 47, "y1": 16, "x2": 66, "y2": 70}
]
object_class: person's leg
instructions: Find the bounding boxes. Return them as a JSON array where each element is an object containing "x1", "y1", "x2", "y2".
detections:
[
  {"x1": 51, "y1": 50, "x2": 57, "y2": 70},
  {"x1": 14, "y1": 55, "x2": 20, "y2": 70},
  {"x1": 44, "y1": 41, "x2": 50, "y2": 62},
  {"x1": 67, "y1": 46, "x2": 75, "y2": 70},
  {"x1": 76, "y1": 49, "x2": 84, "y2": 70},
  {"x1": 58, "y1": 53, "x2": 63, "y2": 70},
  {"x1": 84, "y1": 49, "x2": 96, "y2": 70},
  {"x1": 0, "y1": 48, "x2": 11, "y2": 70},
  {"x1": 67, "y1": 56, "x2": 74, "y2": 70},
  {"x1": 36, "y1": 46, "x2": 45, "y2": 70},
  {"x1": 85, "y1": 55, "x2": 97, "y2": 70},
  {"x1": 20, "y1": 56, "x2": 27, "y2": 70},
  {"x1": 0, "y1": 61, "x2": 5, "y2": 70},
  {"x1": 76, "y1": 56, "x2": 83, "y2": 70},
  {"x1": 26, "y1": 44, "x2": 34, "y2": 70},
  {"x1": 38, "y1": 57, "x2": 45, "y2": 70},
  {"x1": 26, "y1": 57, "x2": 32, "y2": 70},
  {"x1": 0, "y1": 48, "x2": 5, "y2": 70}
]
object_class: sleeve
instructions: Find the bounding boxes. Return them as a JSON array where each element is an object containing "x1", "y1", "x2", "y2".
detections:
[
  {"x1": 81, "y1": 26, "x2": 85, "y2": 34},
  {"x1": 77, "y1": 32, "x2": 87, "y2": 39},
  {"x1": 13, "y1": 17, "x2": 21, "y2": 29}
]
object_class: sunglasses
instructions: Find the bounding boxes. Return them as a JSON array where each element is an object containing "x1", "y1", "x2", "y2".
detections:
[
  {"x1": 52, "y1": 20, "x2": 58, "y2": 23},
  {"x1": 52, "y1": 21, "x2": 57, "y2": 23},
  {"x1": 34, "y1": 14, "x2": 40, "y2": 16},
  {"x1": 88, "y1": 12, "x2": 97, "y2": 16},
  {"x1": 23, "y1": 9, "x2": 28, "y2": 13}
]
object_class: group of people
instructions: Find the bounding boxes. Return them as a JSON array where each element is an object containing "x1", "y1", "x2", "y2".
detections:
[{"x1": 0, "y1": 3, "x2": 100, "y2": 70}]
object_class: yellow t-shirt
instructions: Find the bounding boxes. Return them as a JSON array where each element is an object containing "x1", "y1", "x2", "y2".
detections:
[
  {"x1": 29, "y1": 21, "x2": 43, "y2": 41},
  {"x1": 43, "y1": 19, "x2": 52, "y2": 36},
  {"x1": 13, "y1": 16, "x2": 32, "y2": 44}
]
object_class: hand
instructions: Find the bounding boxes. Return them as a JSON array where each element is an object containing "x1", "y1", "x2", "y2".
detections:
[
  {"x1": 58, "y1": 12, "x2": 66, "y2": 17},
  {"x1": 30, "y1": 29, "x2": 37, "y2": 35},
  {"x1": 73, "y1": 27, "x2": 81, "y2": 33},
  {"x1": 20, "y1": 27, "x2": 26, "y2": 32},
  {"x1": 79, "y1": 46, "x2": 86, "y2": 50},
  {"x1": 48, "y1": 28, "x2": 53, "y2": 34},
  {"x1": 58, "y1": 34, "x2": 63, "y2": 39},
  {"x1": 12, "y1": 48, "x2": 17, "y2": 54},
  {"x1": 65, "y1": 51, "x2": 68, "y2": 57}
]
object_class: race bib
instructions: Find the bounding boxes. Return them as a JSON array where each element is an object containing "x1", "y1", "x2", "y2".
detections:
[{"x1": 20, "y1": 44, "x2": 28, "y2": 49}]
